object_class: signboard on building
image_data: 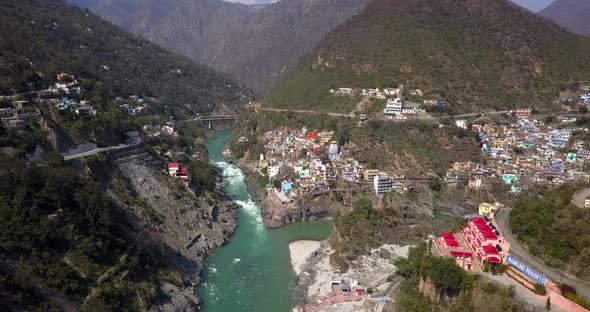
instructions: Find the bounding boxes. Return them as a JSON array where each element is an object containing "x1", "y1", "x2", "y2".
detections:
[{"x1": 506, "y1": 255, "x2": 547, "y2": 285}]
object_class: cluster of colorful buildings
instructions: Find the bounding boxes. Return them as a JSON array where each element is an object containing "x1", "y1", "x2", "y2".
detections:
[
  {"x1": 445, "y1": 113, "x2": 590, "y2": 192},
  {"x1": 258, "y1": 127, "x2": 409, "y2": 202},
  {"x1": 330, "y1": 85, "x2": 449, "y2": 120},
  {"x1": 167, "y1": 162, "x2": 191, "y2": 186},
  {"x1": 116, "y1": 95, "x2": 154, "y2": 116}
]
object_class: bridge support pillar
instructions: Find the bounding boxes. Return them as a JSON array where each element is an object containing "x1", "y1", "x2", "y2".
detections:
[{"x1": 208, "y1": 121, "x2": 212, "y2": 129}]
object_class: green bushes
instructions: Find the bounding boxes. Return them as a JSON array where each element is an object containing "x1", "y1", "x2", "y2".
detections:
[
  {"x1": 335, "y1": 197, "x2": 398, "y2": 257},
  {"x1": 558, "y1": 283, "x2": 590, "y2": 309},
  {"x1": 188, "y1": 160, "x2": 216, "y2": 190},
  {"x1": 564, "y1": 293, "x2": 590, "y2": 309},
  {"x1": 534, "y1": 283, "x2": 547, "y2": 296},
  {"x1": 395, "y1": 244, "x2": 537, "y2": 311},
  {"x1": 0, "y1": 157, "x2": 166, "y2": 311},
  {"x1": 509, "y1": 185, "x2": 590, "y2": 280}
]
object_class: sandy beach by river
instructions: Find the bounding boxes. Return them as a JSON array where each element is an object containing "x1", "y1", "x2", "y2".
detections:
[
  {"x1": 289, "y1": 240, "x2": 322, "y2": 275},
  {"x1": 291, "y1": 241, "x2": 412, "y2": 312}
]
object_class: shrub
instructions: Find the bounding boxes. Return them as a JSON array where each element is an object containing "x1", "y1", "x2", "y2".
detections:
[
  {"x1": 482, "y1": 261, "x2": 490, "y2": 273},
  {"x1": 534, "y1": 283, "x2": 547, "y2": 296}
]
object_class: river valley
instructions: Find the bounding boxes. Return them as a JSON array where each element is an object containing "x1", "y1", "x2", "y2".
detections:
[{"x1": 198, "y1": 131, "x2": 334, "y2": 311}]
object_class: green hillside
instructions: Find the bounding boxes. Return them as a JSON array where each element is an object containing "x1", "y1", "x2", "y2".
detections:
[
  {"x1": 269, "y1": 0, "x2": 590, "y2": 112},
  {"x1": 0, "y1": 0, "x2": 248, "y2": 115}
]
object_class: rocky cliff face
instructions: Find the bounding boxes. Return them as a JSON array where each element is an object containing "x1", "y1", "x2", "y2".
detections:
[
  {"x1": 261, "y1": 195, "x2": 338, "y2": 228},
  {"x1": 115, "y1": 163, "x2": 238, "y2": 310},
  {"x1": 70, "y1": 0, "x2": 372, "y2": 93}
]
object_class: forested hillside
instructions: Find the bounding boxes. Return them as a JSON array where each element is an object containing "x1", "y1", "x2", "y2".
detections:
[
  {"x1": 0, "y1": 0, "x2": 249, "y2": 115},
  {"x1": 269, "y1": 0, "x2": 590, "y2": 112},
  {"x1": 510, "y1": 185, "x2": 590, "y2": 281},
  {"x1": 0, "y1": 1, "x2": 242, "y2": 310}
]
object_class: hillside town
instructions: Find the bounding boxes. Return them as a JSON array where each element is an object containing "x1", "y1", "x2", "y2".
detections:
[
  {"x1": 256, "y1": 126, "x2": 411, "y2": 210},
  {"x1": 330, "y1": 85, "x2": 447, "y2": 120},
  {"x1": 447, "y1": 111, "x2": 590, "y2": 193}
]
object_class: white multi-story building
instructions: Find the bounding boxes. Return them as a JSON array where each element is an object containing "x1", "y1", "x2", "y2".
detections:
[
  {"x1": 373, "y1": 173, "x2": 393, "y2": 196},
  {"x1": 456, "y1": 120, "x2": 468, "y2": 130},
  {"x1": 384, "y1": 98, "x2": 403, "y2": 119},
  {"x1": 268, "y1": 165, "x2": 280, "y2": 179}
]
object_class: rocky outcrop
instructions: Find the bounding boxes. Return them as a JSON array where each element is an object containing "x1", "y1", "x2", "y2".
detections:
[
  {"x1": 261, "y1": 195, "x2": 338, "y2": 229},
  {"x1": 238, "y1": 163, "x2": 337, "y2": 228},
  {"x1": 115, "y1": 163, "x2": 238, "y2": 311}
]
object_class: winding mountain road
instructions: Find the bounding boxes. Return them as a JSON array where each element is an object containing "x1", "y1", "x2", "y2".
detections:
[{"x1": 495, "y1": 209, "x2": 590, "y2": 300}]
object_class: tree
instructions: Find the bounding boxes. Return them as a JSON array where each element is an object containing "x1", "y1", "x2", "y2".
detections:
[
  {"x1": 580, "y1": 106, "x2": 588, "y2": 115},
  {"x1": 188, "y1": 160, "x2": 215, "y2": 190},
  {"x1": 546, "y1": 296, "x2": 551, "y2": 311},
  {"x1": 0, "y1": 121, "x2": 5, "y2": 136}
]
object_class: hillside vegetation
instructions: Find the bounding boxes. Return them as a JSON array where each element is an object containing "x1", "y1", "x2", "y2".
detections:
[
  {"x1": 510, "y1": 185, "x2": 590, "y2": 281},
  {"x1": 392, "y1": 243, "x2": 540, "y2": 312},
  {"x1": 269, "y1": 0, "x2": 590, "y2": 112},
  {"x1": 0, "y1": 0, "x2": 248, "y2": 115}
]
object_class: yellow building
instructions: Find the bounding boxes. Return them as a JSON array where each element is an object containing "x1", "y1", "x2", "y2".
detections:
[{"x1": 478, "y1": 202, "x2": 504, "y2": 216}]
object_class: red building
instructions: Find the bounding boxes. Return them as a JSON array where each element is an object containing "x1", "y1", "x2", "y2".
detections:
[
  {"x1": 436, "y1": 212, "x2": 512, "y2": 270},
  {"x1": 178, "y1": 167, "x2": 190, "y2": 185},
  {"x1": 512, "y1": 108, "x2": 532, "y2": 118},
  {"x1": 436, "y1": 232, "x2": 474, "y2": 270},
  {"x1": 461, "y1": 217, "x2": 503, "y2": 264}
]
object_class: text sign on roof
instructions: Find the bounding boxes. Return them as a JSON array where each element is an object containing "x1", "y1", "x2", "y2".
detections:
[{"x1": 506, "y1": 255, "x2": 547, "y2": 285}]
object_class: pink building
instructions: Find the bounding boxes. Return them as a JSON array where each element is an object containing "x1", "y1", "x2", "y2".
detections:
[
  {"x1": 436, "y1": 232, "x2": 475, "y2": 270},
  {"x1": 461, "y1": 217, "x2": 505, "y2": 264},
  {"x1": 512, "y1": 109, "x2": 532, "y2": 118}
]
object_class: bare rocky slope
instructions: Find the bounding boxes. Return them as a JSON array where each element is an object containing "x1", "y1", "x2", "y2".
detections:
[
  {"x1": 114, "y1": 162, "x2": 237, "y2": 310},
  {"x1": 540, "y1": 0, "x2": 590, "y2": 36},
  {"x1": 69, "y1": 0, "x2": 372, "y2": 93}
]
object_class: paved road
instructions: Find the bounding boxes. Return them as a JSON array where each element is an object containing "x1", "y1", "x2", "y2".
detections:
[
  {"x1": 495, "y1": 209, "x2": 590, "y2": 300},
  {"x1": 255, "y1": 107, "x2": 355, "y2": 118},
  {"x1": 255, "y1": 107, "x2": 514, "y2": 121},
  {"x1": 63, "y1": 142, "x2": 140, "y2": 160}
]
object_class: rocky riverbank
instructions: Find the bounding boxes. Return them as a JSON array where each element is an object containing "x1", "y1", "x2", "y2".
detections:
[
  {"x1": 235, "y1": 158, "x2": 340, "y2": 228},
  {"x1": 291, "y1": 241, "x2": 411, "y2": 312},
  {"x1": 113, "y1": 162, "x2": 238, "y2": 311}
]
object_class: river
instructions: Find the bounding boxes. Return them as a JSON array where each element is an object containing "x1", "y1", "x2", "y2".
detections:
[{"x1": 199, "y1": 131, "x2": 333, "y2": 311}]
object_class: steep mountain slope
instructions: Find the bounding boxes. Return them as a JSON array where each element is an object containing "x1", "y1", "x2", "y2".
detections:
[
  {"x1": 70, "y1": 0, "x2": 372, "y2": 93},
  {"x1": 269, "y1": 0, "x2": 590, "y2": 112},
  {"x1": 0, "y1": 0, "x2": 248, "y2": 115},
  {"x1": 540, "y1": 0, "x2": 590, "y2": 36}
]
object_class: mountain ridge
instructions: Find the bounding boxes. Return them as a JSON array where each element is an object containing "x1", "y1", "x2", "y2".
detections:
[
  {"x1": 70, "y1": 0, "x2": 373, "y2": 93},
  {"x1": 268, "y1": 0, "x2": 590, "y2": 112},
  {"x1": 1, "y1": 0, "x2": 248, "y2": 115},
  {"x1": 540, "y1": 0, "x2": 590, "y2": 36}
]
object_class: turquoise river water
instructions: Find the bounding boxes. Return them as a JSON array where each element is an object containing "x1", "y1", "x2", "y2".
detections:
[{"x1": 198, "y1": 131, "x2": 333, "y2": 311}]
